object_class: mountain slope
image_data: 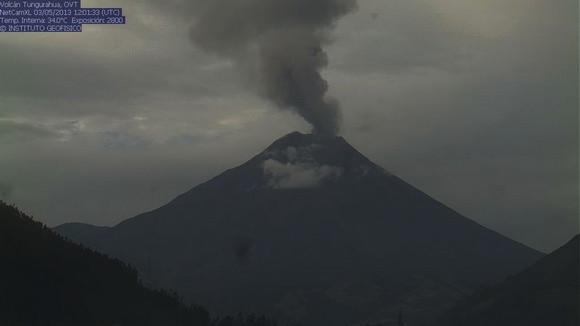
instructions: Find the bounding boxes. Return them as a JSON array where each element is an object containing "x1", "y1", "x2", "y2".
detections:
[
  {"x1": 0, "y1": 201, "x2": 210, "y2": 326},
  {"x1": 431, "y1": 235, "x2": 579, "y2": 326},
  {"x1": 56, "y1": 132, "x2": 543, "y2": 326}
]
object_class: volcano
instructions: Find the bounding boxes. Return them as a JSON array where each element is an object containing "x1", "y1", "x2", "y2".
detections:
[{"x1": 56, "y1": 132, "x2": 542, "y2": 325}]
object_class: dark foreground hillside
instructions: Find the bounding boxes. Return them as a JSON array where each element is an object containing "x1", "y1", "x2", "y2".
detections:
[
  {"x1": 431, "y1": 235, "x2": 580, "y2": 326},
  {"x1": 0, "y1": 201, "x2": 243, "y2": 326}
]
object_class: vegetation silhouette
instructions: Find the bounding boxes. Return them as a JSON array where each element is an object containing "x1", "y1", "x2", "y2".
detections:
[{"x1": 0, "y1": 201, "x2": 278, "y2": 326}]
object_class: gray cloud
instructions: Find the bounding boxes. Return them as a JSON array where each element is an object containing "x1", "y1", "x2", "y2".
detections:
[
  {"x1": 0, "y1": 118, "x2": 86, "y2": 143},
  {"x1": 0, "y1": 183, "x2": 13, "y2": 200},
  {"x1": 187, "y1": 0, "x2": 357, "y2": 135},
  {"x1": 0, "y1": 119, "x2": 56, "y2": 140}
]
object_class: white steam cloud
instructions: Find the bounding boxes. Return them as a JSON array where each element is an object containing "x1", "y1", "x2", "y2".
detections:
[{"x1": 263, "y1": 159, "x2": 342, "y2": 189}]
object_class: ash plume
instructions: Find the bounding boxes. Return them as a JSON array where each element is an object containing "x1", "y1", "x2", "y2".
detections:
[{"x1": 188, "y1": 0, "x2": 357, "y2": 135}]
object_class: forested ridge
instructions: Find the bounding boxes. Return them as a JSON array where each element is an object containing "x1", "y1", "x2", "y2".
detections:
[{"x1": 0, "y1": 201, "x2": 277, "y2": 326}]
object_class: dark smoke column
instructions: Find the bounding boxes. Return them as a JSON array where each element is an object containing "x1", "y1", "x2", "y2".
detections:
[{"x1": 188, "y1": 0, "x2": 357, "y2": 135}]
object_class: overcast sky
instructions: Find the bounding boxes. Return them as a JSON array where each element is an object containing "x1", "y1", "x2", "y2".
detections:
[{"x1": 0, "y1": 0, "x2": 577, "y2": 252}]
